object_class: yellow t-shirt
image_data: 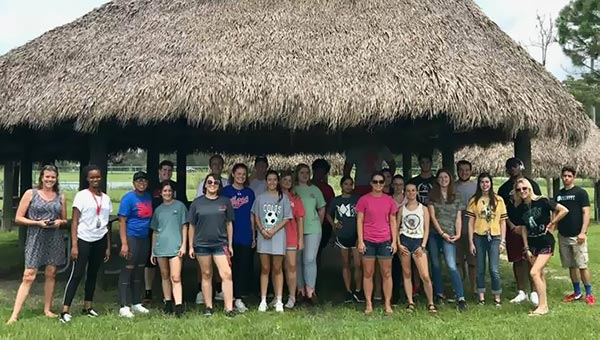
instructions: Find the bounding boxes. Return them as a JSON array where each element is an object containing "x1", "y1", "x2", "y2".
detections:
[{"x1": 466, "y1": 195, "x2": 508, "y2": 236}]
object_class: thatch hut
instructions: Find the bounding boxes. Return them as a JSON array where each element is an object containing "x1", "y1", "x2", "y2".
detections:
[{"x1": 0, "y1": 0, "x2": 590, "y2": 226}]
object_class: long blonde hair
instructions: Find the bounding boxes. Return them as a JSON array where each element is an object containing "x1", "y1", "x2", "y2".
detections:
[{"x1": 513, "y1": 178, "x2": 543, "y2": 206}]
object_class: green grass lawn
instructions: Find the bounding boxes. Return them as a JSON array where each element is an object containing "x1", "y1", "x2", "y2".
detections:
[{"x1": 0, "y1": 225, "x2": 599, "y2": 338}]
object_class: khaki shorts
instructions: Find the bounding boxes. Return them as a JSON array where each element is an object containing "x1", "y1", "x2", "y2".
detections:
[
  {"x1": 456, "y1": 234, "x2": 476, "y2": 267},
  {"x1": 558, "y1": 234, "x2": 589, "y2": 269}
]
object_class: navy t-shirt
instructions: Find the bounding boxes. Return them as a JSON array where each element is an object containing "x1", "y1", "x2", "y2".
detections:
[
  {"x1": 118, "y1": 191, "x2": 153, "y2": 238},
  {"x1": 222, "y1": 185, "x2": 255, "y2": 246}
]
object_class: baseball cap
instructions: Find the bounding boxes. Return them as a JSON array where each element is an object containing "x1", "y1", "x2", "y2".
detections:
[{"x1": 133, "y1": 171, "x2": 148, "y2": 181}]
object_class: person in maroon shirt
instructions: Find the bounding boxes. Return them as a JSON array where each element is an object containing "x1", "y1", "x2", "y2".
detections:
[{"x1": 312, "y1": 159, "x2": 336, "y2": 277}]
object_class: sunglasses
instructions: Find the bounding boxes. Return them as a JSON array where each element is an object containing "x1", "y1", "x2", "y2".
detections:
[
  {"x1": 371, "y1": 180, "x2": 385, "y2": 185},
  {"x1": 206, "y1": 179, "x2": 221, "y2": 186},
  {"x1": 516, "y1": 187, "x2": 528, "y2": 192}
]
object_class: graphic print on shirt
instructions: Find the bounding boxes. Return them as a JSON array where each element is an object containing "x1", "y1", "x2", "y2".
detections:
[
  {"x1": 555, "y1": 194, "x2": 576, "y2": 203},
  {"x1": 403, "y1": 213, "x2": 422, "y2": 236},
  {"x1": 262, "y1": 203, "x2": 282, "y2": 230},
  {"x1": 521, "y1": 206, "x2": 546, "y2": 238},
  {"x1": 480, "y1": 201, "x2": 495, "y2": 223},
  {"x1": 136, "y1": 201, "x2": 153, "y2": 218},
  {"x1": 230, "y1": 194, "x2": 250, "y2": 209},
  {"x1": 336, "y1": 203, "x2": 356, "y2": 218},
  {"x1": 417, "y1": 183, "x2": 433, "y2": 204}
]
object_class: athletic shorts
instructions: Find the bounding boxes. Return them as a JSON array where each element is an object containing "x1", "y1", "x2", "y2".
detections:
[
  {"x1": 335, "y1": 236, "x2": 357, "y2": 249},
  {"x1": 506, "y1": 228, "x2": 527, "y2": 262},
  {"x1": 363, "y1": 240, "x2": 393, "y2": 259},
  {"x1": 456, "y1": 233, "x2": 476, "y2": 266},
  {"x1": 399, "y1": 234, "x2": 423, "y2": 254},
  {"x1": 530, "y1": 244, "x2": 554, "y2": 257},
  {"x1": 195, "y1": 245, "x2": 228, "y2": 257},
  {"x1": 558, "y1": 235, "x2": 589, "y2": 269}
]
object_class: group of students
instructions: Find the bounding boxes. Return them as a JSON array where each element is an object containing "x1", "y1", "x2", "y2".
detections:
[{"x1": 4, "y1": 151, "x2": 596, "y2": 324}]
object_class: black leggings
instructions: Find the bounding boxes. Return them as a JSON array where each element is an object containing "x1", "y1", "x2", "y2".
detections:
[
  {"x1": 232, "y1": 244, "x2": 254, "y2": 299},
  {"x1": 62, "y1": 235, "x2": 107, "y2": 307},
  {"x1": 119, "y1": 236, "x2": 150, "y2": 307}
]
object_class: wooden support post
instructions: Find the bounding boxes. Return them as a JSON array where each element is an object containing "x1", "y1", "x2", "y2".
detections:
[
  {"x1": 2, "y1": 162, "x2": 15, "y2": 231},
  {"x1": 79, "y1": 152, "x2": 90, "y2": 191},
  {"x1": 402, "y1": 152, "x2": 412, "y2": 179},
  {"x1": 595, "y1": 180, "x2": 600, "y2": 222},
  {"x1": 552, "y1": 178, "x2": 561, "y2": 199},
  {"x1": 514, "y1": 130, "x2": 533, "y2": 178},
  {"x1": 19, "y1": 157, "x2": 33, "y2": 195},
  {"x1": 176, "y1": 147, "x2": 189, "y2": 204},
  {"x1": 89, "y1": 133, "x2": 108, "y2": 193},
  {"x1": 441, "y1": 125, "x2": 456, "y2": 176},
  {"x1": 146, "y1": 143, "x2": 160, "y2": 193}
]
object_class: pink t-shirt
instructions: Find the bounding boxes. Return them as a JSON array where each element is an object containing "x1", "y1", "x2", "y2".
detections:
[
  {"x1": 356, "y1": 193, "x2": 398, "y2": 243},
  {"x1": 286, "y1": 192, "x2": 305, "y2": 249}
]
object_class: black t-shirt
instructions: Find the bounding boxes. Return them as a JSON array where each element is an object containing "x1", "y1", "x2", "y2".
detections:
[
  {"x1": 555, "y1": 186, "x2": 590, "y2": 237},
  {"x1": 515, "y1": 197, "x2": 557, "y2": 248},
  {"x1": 409, "y1": 175, "x2": 435, "y2": 205},
  {"x1": 497, "y1": 177, "x2": 541, "y2": 225}
]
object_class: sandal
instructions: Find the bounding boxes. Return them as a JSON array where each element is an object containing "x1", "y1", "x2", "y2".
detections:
[
  {"x1": 528, "y1": 309, "x2": 548, "y2": 317},
  {"x1": 427, "y1": 303, "x2": 437, "y2": 314},
  {"x1": 477, "y1": 299, "x2": 485, "y2": 306},
  {"x1": 406, "y1": 303, "x2": 416, "y2": 313},
  {"x1": 494, "y1": 299, "x2": 502, "y2": 307}
]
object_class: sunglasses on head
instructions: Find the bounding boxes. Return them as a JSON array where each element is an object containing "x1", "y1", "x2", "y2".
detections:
[
  {"x1": 516, "y1": 187, "x2": 528, "y2": 192},
  {"x1": 206, "y1": 179, "x2": 221, "y2": 186},
  {"x1": 371, "y1": 180, "x2": 385, "y2": 185}
]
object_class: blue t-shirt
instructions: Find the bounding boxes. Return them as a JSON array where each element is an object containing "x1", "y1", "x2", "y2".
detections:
[
  {"x1": 118, "y1": 191, "x2": 153, "y2": 238},
  {"x1": 222, "y1": 185, "x2": 255, "y2": 245}
]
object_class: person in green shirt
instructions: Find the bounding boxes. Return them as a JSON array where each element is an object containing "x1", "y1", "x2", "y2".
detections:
[
  {"x1": 150, "y1": 182, "x2": 188, "y2": 317},
  {"x1": 294, "y1": 163, "x2": 326, "y2": 303}
]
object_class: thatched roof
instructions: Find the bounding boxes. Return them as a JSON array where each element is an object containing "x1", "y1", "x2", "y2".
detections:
[
  {"x1": 456, "y1": 121, "x2": 600, "y2": 179},
  {"x1": 0, "y1": 0, "x2": 589, "y2": 146}
]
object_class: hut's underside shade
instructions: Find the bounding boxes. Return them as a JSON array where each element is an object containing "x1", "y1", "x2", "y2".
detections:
[{"x1": 0, "y1": 0, "x2": 589, "y2": 144}]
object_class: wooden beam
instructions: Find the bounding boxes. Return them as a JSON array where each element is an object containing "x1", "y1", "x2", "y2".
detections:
[
  {"x1": 440, "y1": 122, "x2": 456, "y2": 176},
  {"x1": 595, "y1": 180, "x2": 600, "y2": 222},
  {"x1": 552, "y1": 178, "x2": 561, "y2": 199},
  {"x1": 89, "y1": 133, "x2": 108, "y2": 193},
  {"x1": 19, "y1": 154, "x2": 33, "y2": 196},
  {"x1": 176, "y1": 147, "x2": 189, "y2": 204},
  {"x1": 79, "y1": 152, "x2": 90, "y2": 191},
  {"x1": 402, "y1": 152, "x2": 412, "y2": 179},
  {"x1": 514, "y1": 130, "x2": 532, "y2": 178},
  {"x1": 146, "y1": 142, "x2": 160, "y2": 193},
  {"x1": 2, "y1": 162, "x2": 15, "y2": 231}
]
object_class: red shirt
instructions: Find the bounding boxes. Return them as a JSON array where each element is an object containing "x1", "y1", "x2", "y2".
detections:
[{"x1": 286, "y1": 192, "x2": 305, "y2": 248}]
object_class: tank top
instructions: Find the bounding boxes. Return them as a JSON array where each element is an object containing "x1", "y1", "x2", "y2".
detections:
[{"x1": 400, "y1": 202, "x2": 425, "y2": 239}]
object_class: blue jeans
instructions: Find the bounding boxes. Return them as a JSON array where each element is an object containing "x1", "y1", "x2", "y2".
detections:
[
  {"x1": 474, "y1": 234, "x2": 502, "y2": 295},
  {"x1": 428, "y1": 233, "x2": 465, "y2": 299},
  {"x1": 297, "y1": 233, "x2": 321, "y2": 290}
]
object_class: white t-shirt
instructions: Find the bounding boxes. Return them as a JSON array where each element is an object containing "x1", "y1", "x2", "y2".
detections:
[
  {"x1": 345, "y1": 145, "x2": 393, "y2": 185},
  {"x1": 73, "y1": 190, "x2": 113, "y2": 242},
  {"x1": 196, "y1": 176, "x2": 229, "y2": 198},
  {"x1": 249, "y1": 178, "x2": 267, "y2": 196}
]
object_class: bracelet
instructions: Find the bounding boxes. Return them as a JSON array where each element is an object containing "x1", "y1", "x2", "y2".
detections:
[{"x1": 523, "y1": 246, "x2": 529, "y2": 251}]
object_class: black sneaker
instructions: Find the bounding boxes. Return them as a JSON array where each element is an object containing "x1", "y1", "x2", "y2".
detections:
[
  {"x1": 174, "y1": 304, "x2": 184, "y2": 318},
  {"x1": 59, "y1": 312, "x2": 72, "y2": 324},
  {"x1": 434, "y1": 294, "x2": 445, "y2": 305},
  {"x1": 447, "y1": 295, "x2": 457, "y2": 303},
  {"x1": 224, "y1": 310, "x2": 236, "y2": 318},
  {"x1": 82, "y1": 308, "x2": 99, "y2": 318},
  {"x1": 163, "y1": 300, "x2": 174, "y2": 314},
  {"x1": 353, "y1": 290, "x2": 366, "y2": 303},
  {"x1": 344, "y1": 291, "x2": 354, "y2": 303},
  {"x1": 457, "y1": 299, "x2": 467, "y2": 312},
  {"x1": 203, "y1": 307, "x2": 214, "y2": 317},
  {"x1": 144, "y1": 290, "x2": 153, "y2": 302}
]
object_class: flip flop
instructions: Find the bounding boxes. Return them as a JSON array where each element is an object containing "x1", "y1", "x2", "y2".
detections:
[{"x1": 528, "y1": 310, "x2": 548, "y2": 317}]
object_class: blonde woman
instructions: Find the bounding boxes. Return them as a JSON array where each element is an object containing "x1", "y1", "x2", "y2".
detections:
[{"x1": 513, "y1": 178, "x2": 568, "y2": 316}]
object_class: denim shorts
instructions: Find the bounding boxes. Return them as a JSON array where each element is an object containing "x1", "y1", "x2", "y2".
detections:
[
  {"x1": 364, "y1": 240, "x2": 393, "y2": 259},
  {"x1": 400, "y1": 234, "x2": 423, "y2": 254},
  {"x1": 195, "y1": 245, "x2": 228, "y2": 256}
]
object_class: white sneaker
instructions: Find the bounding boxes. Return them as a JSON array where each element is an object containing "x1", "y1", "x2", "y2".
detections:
[
  {"x1": 510, "y1": 290, "x2": 528, "y2": 304},
  {"x1": 269, "y1": 297, "x2": 278, "y2": 307},
  {"x1": 234, "y1": 299, "x2": 248, "y2": 313},
  {"x1": 59, "y1": 312, "x2": 72, "y2": 324},
  {"x1": 215, "y1": 291, "x2": 224, "y2": 301},
  {"x1": 119, "y1": 307, "x2": 134, "y2": 318},
  {"x1": 530, "y1": 292, "x2": 539, "y2": 306},
  {"x1": 275, "y1": 301, "x2": 284, "y2": 313},
  {"x1": 258, "y1": 301, "x2": 268, "y2": 312},
  {"x1": 196, "y1": 292, "x2": 205, "y2": 305},
  {"x1": 285, "y1": 298, "x2": 296, "y2": 309},
  {"x1": 131, "y1": 304, "x2": 149, "y2": 314}
]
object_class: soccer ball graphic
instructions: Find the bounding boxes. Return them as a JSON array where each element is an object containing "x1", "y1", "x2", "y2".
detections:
[{"x1": 265, "y1": 211, "x2": 277, "y2": 225}]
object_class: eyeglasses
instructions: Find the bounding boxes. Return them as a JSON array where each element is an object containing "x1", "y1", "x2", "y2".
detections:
[
  {"x1": 371, "y1": 180, "x2": 385, "y2": 185},
  {"x1": 206, "y1": 180, "x2": 221, "y2": 186},
  {"x1": 516, "y1": 187, "x2": 528, "y2": 192}
]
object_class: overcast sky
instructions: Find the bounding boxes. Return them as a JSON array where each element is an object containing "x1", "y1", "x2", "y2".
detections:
[{"x1": 0, "y1": 0, "x2": 575, "y2": 80}]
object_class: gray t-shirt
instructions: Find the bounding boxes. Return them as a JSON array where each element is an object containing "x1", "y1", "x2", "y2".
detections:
[
  {"x1": 455, "y1": 180, "x2": 477, "y2": 234},
  {"x1": 327, "y1": 195, "x2": 359, "y2": 239},
  {"x1": 188, "y1": 196, "x2": 235, "y2": 248},
  {"x1": 151, "y1": 200, "x2": 188, "y2": 257},
  {"x1": 251, "y1": 192, "x2": 292, "y2": 231}
]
